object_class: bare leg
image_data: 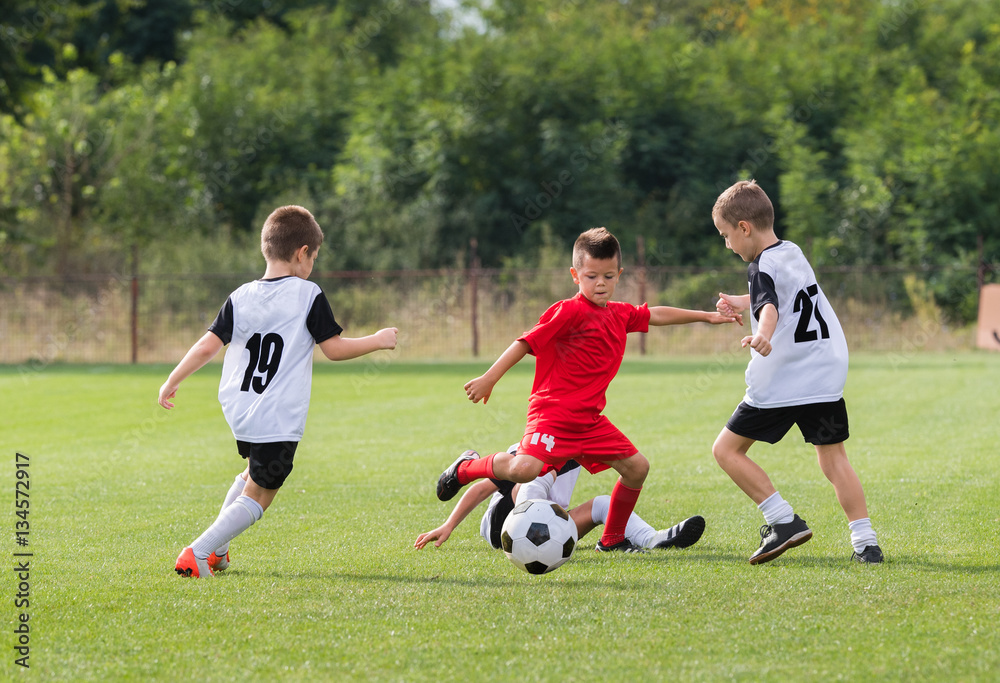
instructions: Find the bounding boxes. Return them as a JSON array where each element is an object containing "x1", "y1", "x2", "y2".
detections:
[
  {"x1": 242, "y1": 474, "x2": 280, "y2": 511},
  {"x1": 815, "y1": 442, "x2": 869, "y2": 521},
  {"x1": 606, "y1": 451, "x2": 649, "y2": 489},
  {"x1": 491, "y1": 452, "x2": 545, "y2": 483},
  {"x1": 712, "y1": 428, "x2": 775, "y2": 504},
  {"x1": 569, "y1": 500, "x2": 599, "y2": 539}
]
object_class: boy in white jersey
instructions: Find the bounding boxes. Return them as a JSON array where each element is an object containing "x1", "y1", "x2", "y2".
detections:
[
  {"x1": 415, "y1": 445, "x2": 705, "y2": 552},
  {"x1": 711, "y1": 180, "x2": 883, "y2": 565},
  {"x1": 158, "y1": 205, "x2": 398, "y2": 578}
]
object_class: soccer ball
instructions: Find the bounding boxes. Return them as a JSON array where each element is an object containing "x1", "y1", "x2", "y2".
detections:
[{"x1": 500, "y1": 499, "x2": 578, "y2": 574}]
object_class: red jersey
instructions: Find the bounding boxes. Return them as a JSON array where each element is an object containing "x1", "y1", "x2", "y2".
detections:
[{"x1": 518, "y1": 293, "x2": 650, "y2": 435}]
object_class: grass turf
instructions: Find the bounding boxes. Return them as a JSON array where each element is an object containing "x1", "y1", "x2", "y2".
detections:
[{"x1": 3, "y1": 352, "x2": 999, "y2": 681}]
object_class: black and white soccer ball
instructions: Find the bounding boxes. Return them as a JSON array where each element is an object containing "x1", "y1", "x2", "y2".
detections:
[{"x1": 500, "y1": 499, "x2": 578, "y2": 574}]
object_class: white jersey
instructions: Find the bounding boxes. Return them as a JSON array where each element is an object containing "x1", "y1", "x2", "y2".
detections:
[
  {"x1": 744, "y1": 240, "x2": 848, "y2": 408},
  {"x1": 210, "y1": 276, "x2": 342, "y2": 442}
]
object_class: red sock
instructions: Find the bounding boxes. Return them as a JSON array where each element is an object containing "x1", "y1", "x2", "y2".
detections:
[
  {"x1": 457, "y1": 453, "x2": 496, "y2": 485},
  {"x1": 599, "y1": 481, "x2": 642, "y2": 547}
]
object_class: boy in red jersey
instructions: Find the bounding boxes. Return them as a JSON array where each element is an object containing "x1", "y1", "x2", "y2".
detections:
[{"x1": 436, "y1": 227, "x2": 737, "y2": 552}]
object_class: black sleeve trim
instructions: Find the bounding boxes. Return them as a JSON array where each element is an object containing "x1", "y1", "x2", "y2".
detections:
[
  {"x1": 748, "y1": 264, "x2": 778, "y2": 321},
  {"x1": 208, "y1": 298, "x2": 234, "y2": 345},
  {"x1": 307, "y1": 291, "x2": 343, "y2": 343}
]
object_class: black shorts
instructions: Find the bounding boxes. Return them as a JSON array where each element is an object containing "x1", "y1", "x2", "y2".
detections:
[
  {"x1": 725, "y1": 398, "x2": 850, "y2": 445},
  {"x1": 236, "y1": 440, "x2": 298, "y2": 489}
]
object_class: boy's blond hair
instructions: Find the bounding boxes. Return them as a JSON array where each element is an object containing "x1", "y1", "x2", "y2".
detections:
[
  {"x1": 573, "y1": 227, "x2": 622, "y2": 269},
  {"x1": 261, "y1": 206, "x2": 324, "y2": 262},
  {"x1": 713, "y1": 180, "x2": 774, "y2": 231}
]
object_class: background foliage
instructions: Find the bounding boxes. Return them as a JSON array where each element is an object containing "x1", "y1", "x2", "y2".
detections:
[{"x1": 2, "y1": 0, "x2": 998, "y2": 320}]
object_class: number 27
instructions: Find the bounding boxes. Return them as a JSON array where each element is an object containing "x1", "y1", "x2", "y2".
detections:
[{"x1": 793, "y1": 284, "x2": 830, "y2": 343}]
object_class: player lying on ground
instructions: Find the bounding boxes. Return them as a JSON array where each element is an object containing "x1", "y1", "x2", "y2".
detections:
[{"x1": 418, "y1": 445, "x2": 705, "y2": 552}]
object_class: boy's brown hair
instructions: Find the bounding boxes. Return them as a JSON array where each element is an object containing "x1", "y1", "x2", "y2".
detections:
[
  {"x1": 573, "y1": 227, "x2": 622, "y2": 269},
  {"x1": 712, "y1": 180, "x2": 774, "y2": 231},
  {"x1": 261, "y1": 205, "x2": 324, "y2": 262}
]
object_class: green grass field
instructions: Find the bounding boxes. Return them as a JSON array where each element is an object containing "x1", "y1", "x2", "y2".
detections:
[{"x1": 4, "y1": 352, "x2": 1000, "y2": 681}]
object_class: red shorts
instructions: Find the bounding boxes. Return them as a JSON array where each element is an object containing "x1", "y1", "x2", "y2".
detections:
[{"x1": 519, "y1": 416, "x2": 638, "y2": 474}]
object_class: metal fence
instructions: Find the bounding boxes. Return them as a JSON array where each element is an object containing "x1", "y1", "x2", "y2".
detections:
[{"x1": 0, "y1": 265, "x2": 984, "y2": 366}]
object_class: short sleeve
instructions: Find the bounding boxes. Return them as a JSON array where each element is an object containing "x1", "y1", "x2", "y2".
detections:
[
  {"x1": 517, "y1": 300, "x2": 573, "y2": 356},
  {"x1": 626, "y1": 302, "x2": 650, "y2": 333},
  {"x1": 306, "y1": 290, "x2": 344, "y2": 343},
  {"x1": 208, "y1": 297, "x2": 234, "y2": 345},
  {"x1": 748, "y1": 262, "x2": 779, "y2": 320}
]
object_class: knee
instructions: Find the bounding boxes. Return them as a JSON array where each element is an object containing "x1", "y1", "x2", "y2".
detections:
[
  {"x1": 509, "y1": 457, "x2": 543, "y2": 483},
  {"x1": 620, "y1": 453, "x2": 649, "y2": 487},
  {"x1": 711, "y1": 438, "x2": 731, "y2": 467},
  {"x1": 632, "y1": 453, "x2": 650, "y2": 482}
]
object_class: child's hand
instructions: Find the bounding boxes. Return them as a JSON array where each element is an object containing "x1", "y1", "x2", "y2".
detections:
[
  {"x1": 464, "y1": 375, "x2": 494, "y2": 404},
  {"x1": 717, "y1": 292, "x2": 745, "y2": 326},
  {"x1": 706, "y1": 311, "x2": 739, "y2": 325},
  {"x1": 158, "y1": 382, "x2": 178, "y2": 409},
  {"x1": 376, "y1": 327, "x2": 399, "y2": 350},
  {"x1": 742, "y1": 333, "x2": 772, "y2": 356},
  {"x1": 414, "y1": 525, "x2": 451, "y2": 549}
]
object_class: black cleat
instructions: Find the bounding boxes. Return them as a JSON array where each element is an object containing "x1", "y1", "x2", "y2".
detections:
[
  {"x1": 436, "y1": 449, "x2": 478, "y2": 501},
  {"x1": 595, "y1": 538, "x2": 648, "y2": 553},
  {"x1": 651, "y1": 515, "x2": 706, "y2": 549},
  {"x1": 851, "y1": 545, "x2": 884, "y2": 564},
  {"x1": 749, "y1": 514, "x2": 812, "y2": 565}
]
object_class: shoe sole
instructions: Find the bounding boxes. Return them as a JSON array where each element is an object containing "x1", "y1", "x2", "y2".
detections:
[
  {"x1": 653, "y1": 515, "x2": 706, "y2": 549},
  {"x1": 748, "y1": 529, "x2": 813, "y2": 565}
]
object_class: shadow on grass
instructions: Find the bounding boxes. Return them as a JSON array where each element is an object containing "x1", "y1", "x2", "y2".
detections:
[
  {"x1": 203, "y1": 551, "x2": 1000, "y2": 585},
  {"x1": 215, "y1": 568, "x2": 657, "y2": 589}
]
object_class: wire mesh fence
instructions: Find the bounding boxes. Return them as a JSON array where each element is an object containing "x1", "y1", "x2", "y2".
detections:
[{"x1": 0, "y1": 265, "x2": 982, "y2": 366}]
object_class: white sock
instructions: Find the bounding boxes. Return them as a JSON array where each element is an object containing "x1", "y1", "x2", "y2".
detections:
[
  {"x1": 758, "y1": 492, "x2": 795, "y2": 526},
  {"x1": 589, "y1": 495, "x2": 655, "y2": 547},
  {"x1": 214, "y1": 473, "x2": 247, "y2": 556},
  {"x1": 190, "y1": 495, "x2": 263, "y2": 560},
  {"x1": 590, "y1": 495, "x2": 610, "y2": 525},
  {"x1": 848, "y1": 517, "x2": 878, "y2": 554}
]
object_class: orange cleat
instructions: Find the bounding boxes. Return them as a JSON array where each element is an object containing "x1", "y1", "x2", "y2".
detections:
[
  {"x1": 175, "y1": 547, "x2": 214, "y2": 578},
  {"x1": 207, "y1": 550, "x2": 230, "y2": 571}
]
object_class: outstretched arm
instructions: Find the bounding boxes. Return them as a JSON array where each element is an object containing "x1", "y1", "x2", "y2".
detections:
[
  {"x1": 414, "y1": 479, "x2": 499, "y2": 549},
  {"x1": 318, "y1": 327, "x2": 398, "y2": 361},
  {"x1": 648, "y1": 306, "x2": 738, "y2": 327},
  {"x1": 158, "y1": 332, "x2": 225, "y2": 409},
  {"x1": 464, "y1": 340, "x2": 529, "y2": 404}
]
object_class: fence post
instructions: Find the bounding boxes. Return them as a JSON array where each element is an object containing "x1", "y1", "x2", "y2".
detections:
[
  {"x1": 470, "y1": 238, "x2": 480, "y2": 358},
  {"x1": 978, "y1": 233, "x2": 985, "y2": 293},
  {"x1": 637, "y1": 235, "x2": 647, "y2": 355},
  {"x1": 131, "y1": 245, "x2": 139, "y2": 364}
]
